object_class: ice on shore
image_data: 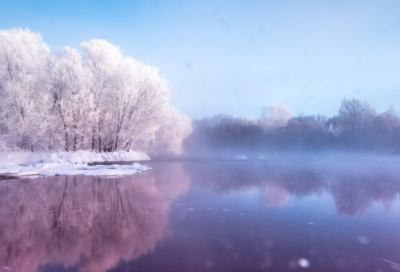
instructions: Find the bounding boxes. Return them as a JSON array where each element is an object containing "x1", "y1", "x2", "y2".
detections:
[
  {"x1": 0, "y1": 162, "x2": 150, "y2": 178},
  {"x1": 0, "y1": 151, "x2": 151, "y2": 178},
  {"x1": 0, "y1": 150, "x2": 150, "y2": 165}
]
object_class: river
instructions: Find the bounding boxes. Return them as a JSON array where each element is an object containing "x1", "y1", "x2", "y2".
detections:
[{"x1": 0, "y1": 161, "x2": 399, "y2": 271}]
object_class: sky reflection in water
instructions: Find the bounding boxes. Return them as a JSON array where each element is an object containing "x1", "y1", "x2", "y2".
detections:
[{"x1": 0, "y1": 162, "x2": 399, "y2": 272}]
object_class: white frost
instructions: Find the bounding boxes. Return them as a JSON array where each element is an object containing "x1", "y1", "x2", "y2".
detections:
[
  {"x1": 0, "y1": 150, "x2": 150, "y2": 165},
  {"x1": 0, "y1": 151, "x2": 150, "y2": 178},
  {"x1": 0, "y1": 162, "x2": 150, "y2": 178}
]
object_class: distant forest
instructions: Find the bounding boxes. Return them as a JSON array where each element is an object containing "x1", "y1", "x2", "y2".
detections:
[{"x1": 184, "y1": 98, "x2": 400, "y2": 155}]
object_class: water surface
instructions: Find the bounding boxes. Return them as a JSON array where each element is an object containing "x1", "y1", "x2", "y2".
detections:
[{"x1": 1, "y1": 162, "x2": 400, "y2": 272}]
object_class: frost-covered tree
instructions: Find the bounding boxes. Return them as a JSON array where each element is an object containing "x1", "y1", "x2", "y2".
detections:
[
  {"x1": 81, "y1": 39, "x2": 123, "y2": 152},
  {"x1": 260, "y1": 104, "x2": 292, "y2": 130},
  {"x1": 282, "y1": 115, "x2": 326, "y2": 149},
  {"x1": 80, "y1": 40, "x2": 174, "y2": 152},
  {"x1": 0, "y1": 28, "x2": 51, "y2": 150},
  {"x1": 49, "y1": 47, "x2": 93, "y2": 151},
  {"x1": 382, "y1": 106, "x2": 400, "y2": 148},
  {"x1": 384, "y1": 105, "x2": 400, "y2": 132},
  {"x1": 152, "y1": 107, "x2": 193, "y2": 154},
  {"x1": 361, "y1": 99, "x2": 376, "y2": 136},
  {"x1": 338, "y1": 98, "x2": 364, "y2": 137},
  {"x1": 109, "y1": 57, "x2": 171, "y2": 151},
  {"x1": 0, "y1": 28, "x2": 192, "y2": 153}
]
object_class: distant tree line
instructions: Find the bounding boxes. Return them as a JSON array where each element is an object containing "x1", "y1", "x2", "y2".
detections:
[
  {"x1": 184, "y1": 99, "x2": 400, "y2": 155},
  {"x1": 186, "y1": 162, "x2": 399, "y2": 216},
  {"x1": 0, "y1": 28, "x2": 192, "y2": 153}
]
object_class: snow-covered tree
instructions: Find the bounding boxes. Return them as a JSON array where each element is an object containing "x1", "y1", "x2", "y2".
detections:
[
  {"x1": 80, "y1": 40, "x2": 177, "y2": 152},
  {"x1": 152, "y1": 107, "x2": 193, "y2": 154},
  {"x1": 108, "y1": 57, "x2": 171, "y2": 151},
  {"x1": 260, "y1": 104, "x2": 292, "y2": 130},
  {"x1": 0, "y1": 28, "x2": 192, "y2": 153},
  {"x1": 49, "y1": 46, "x2": 93, "y2": 151},
  {"x1": 361, "y1": 99, "x2": 376, "y2": 135},
  {"x1": 0, "y1": 28, "x2": 51, "y2": 150},
  {"x1": 338, "y1": 97, "x2": 364, "y2": 136},
  {"x1": 81, "y1": 39, "x2": 123, "y2": 152}
]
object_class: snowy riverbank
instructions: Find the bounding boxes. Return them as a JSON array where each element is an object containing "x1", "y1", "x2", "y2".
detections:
[{"x1": 0, "y1": 150, "x2": 151, "y2": 178}]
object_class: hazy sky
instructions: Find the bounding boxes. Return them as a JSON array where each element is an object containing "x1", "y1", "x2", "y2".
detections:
[{"x1": 1, "y1": 0, "x2": 400, "y2": 119}]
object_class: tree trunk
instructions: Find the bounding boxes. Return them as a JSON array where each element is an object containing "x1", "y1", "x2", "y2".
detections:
[
  {"x1": 98, "y1": 136, "x2": 102, "y2": 153},
  {"x1": 73, "y1": 134, "x2": 78, "y2": 151},
  {"x1": 65, "y1": 130, "x2": 69, "y2": 152},
  {"x1": 92, "y1": 133, "x2": 95, "y2": 150},
  {"x1": 22, "y1": 135, "x2": 26, "y2": 150},
  {"x1": 115, "y1": 135, "x2": 118, "y2": 151}
]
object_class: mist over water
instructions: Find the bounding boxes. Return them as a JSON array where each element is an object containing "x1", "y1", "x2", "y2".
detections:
[{"x1": 1, "y1": 161, "x2": 400, "y2": 272}]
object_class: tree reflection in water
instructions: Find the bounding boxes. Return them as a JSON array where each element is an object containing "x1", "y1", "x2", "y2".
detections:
[
  {"x1": 186, "y1": 163, "x2": 400, "y2": 215},
  {"x1": 0, "y1": 163, "x2": 191, "y2": 272},
  {"x1": 1, "y1": 162, "x2": 400, "y2": 272}
]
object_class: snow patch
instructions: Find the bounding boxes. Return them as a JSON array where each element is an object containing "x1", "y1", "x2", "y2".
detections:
[
  {"x1": 0, "y1": 150, "x2": 150, "y2": 165},
  {"x1": 0, "y1": 151, "x2": 151, "y2": 178},
  {"x1": 0, "y1": 162, "x2": 150, "y2": 178}
]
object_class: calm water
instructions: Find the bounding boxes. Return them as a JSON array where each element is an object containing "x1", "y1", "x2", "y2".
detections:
[{"x1": 1, "y1": 161, "x2": 400, "y2": 272}]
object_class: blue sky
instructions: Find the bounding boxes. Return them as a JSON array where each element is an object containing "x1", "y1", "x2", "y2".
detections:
[{"x1": 1, "y1": 0, "x2": 400, "y2": 119}]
